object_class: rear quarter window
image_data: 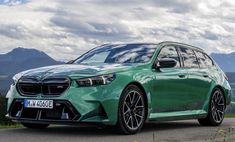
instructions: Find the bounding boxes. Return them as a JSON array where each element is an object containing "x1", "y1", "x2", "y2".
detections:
[{"x1": 195, "y1": 51, "x2": 214, "y2": 68}]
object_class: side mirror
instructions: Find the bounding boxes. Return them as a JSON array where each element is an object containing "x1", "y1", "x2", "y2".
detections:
[
  {"x1": 66, "y1": 60, "x2": 74, "y2": 64},
  {"x1": 155, "y1": 58, "x2": 177, "y2": 69}
]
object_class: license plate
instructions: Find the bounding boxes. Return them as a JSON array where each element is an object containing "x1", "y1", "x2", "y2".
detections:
[{"x1": 24, "y1": 99, "x2": 53, "y2": 109}]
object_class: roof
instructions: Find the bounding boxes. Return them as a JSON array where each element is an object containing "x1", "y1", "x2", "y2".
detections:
[
  {"x1": 158, "y1": 41, "x2": 204, "y2": 51},
  {"x1": 100, "y1": 41, "x2": 203, "y2": 51}
]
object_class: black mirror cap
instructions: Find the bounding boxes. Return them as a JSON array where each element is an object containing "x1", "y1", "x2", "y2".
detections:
[
  {"x1": 155, "y1": 58, "x2": 177, "y2": 69},
  {"x1": 66, "y1": 60, "x2": 74, "y2": 64}
]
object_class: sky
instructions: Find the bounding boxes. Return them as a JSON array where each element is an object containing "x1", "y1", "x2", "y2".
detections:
[{"x1": 0, "y1": 0, "x2": 234, "y2": 61}]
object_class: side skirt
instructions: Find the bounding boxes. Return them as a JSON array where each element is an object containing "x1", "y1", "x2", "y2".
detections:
[{"x1": 148, "y1": 110, "x2": 207, "y2": 121}]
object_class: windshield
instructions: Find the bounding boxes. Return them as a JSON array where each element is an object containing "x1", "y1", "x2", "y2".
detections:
[{"x1": 74, "y1": 44, "x2": 157, "y2": 65}]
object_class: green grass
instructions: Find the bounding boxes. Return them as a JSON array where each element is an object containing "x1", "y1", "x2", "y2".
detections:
[
  {"x1": 0, "y1": 123, "x2": 23, "y2": 129},
  {"x1": 225, "y1": 114, "x2": 235, "y2": 118}
]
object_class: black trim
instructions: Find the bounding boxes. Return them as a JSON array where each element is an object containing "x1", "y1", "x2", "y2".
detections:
[
  {"x1": 17, "y1": 76, "x2": 71, "y2": 97},
  {"x1": 10, "y1": 118, "x2": 107, "y2": 126},
  {"x1": 8, "y1": 99, "x2": 80, "y2": 122}
]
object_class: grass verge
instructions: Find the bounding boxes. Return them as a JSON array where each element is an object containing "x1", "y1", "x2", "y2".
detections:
[
  {"x1": 0, "y1": 123, "x2": 23, "y2": 129},
  {"x1": 225, "y1": 114, "x2": 235, "y2": 118}
]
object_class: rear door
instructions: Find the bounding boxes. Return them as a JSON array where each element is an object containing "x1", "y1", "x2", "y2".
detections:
[
  {"x1": 194, "y1": 50, "x2": 214, "y2": 105},
  {"x1": 179, "y1": 46, "x2": 212, "y2": 110}
]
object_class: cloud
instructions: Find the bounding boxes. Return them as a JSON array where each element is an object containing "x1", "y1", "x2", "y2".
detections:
[
  {"x1": 50, "y1": 15, "x2": 133, "y2": 41},
  {"x1": 150, "y1": 0, "x2": 199, "y2": 13},
  {"x1": 0, "y1": 0, "x2": 28, "y2": 6},
  {"x1": 0, "y1": 0, "x2": 234, "y2": 61}
]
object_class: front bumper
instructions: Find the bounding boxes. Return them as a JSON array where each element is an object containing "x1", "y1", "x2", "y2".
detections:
[
  {"x1": 7, "y1": 99, "x2": 81, "y2": 123},
  {"x1": 6, "y1": 81, "x2": 124, "y2": 125}
]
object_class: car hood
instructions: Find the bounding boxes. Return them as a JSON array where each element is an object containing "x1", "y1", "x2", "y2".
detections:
[{"x1": 14, "y1": 63, "x2": 138, "y2": 79}]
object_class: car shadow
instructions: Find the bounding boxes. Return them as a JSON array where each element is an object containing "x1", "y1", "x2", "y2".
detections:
[
  {"x1": 142, "y1": 120, "x2": 201, "y2": 132},
  {"x1": 7, "y1": 120, "x2": 201, "y2": 136}
]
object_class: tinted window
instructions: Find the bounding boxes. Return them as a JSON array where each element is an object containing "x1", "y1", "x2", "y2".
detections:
[
  {"x1": 195, "y1": 51, "x2": 213, "y2": 68},
  {"x1": 158, "y1": 46, "x2": 180, "y2": 67},
  {"x1": 74, "y1": 44, "x2": 156, "y2": 65},
  {"x1": 179, "y1": 47, "x2": 199, "y2": 68},
  {"x1": 204, "y1": 54, "x2": 214, "y2": 67}
]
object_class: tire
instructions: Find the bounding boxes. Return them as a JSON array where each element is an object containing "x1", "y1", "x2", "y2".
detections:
[
  {"x1": 198, "y1": 88, "x2": 225, "y2": 126},
  {"x1": 116, "y1": 85, "x2": 146, "y2": 134},
  {"x1": 21, "y1": 123, "x2": 49, "y2": 129}
]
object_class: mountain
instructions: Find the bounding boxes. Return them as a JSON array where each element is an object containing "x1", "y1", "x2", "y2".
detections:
[
  {"x1": 0, "y1": 47, "x2": 62, "y2": 74},
  {"x1": 0, "y1": 47, "x2": 51, "y2": 62},
  {"x1": 211, "y1": 52, "x2": 235, "y2": 72},
  {"x1": 0, "y1": 47, "x2": 63, "y2": 94}
]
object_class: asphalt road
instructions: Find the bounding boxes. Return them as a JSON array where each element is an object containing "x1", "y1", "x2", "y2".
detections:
[{"x1": 0, "y1": 118, "x2": 234, "y2": 142}]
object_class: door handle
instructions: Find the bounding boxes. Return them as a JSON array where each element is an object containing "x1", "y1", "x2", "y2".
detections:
[{"x1": 178, "y1": 74, "x2": 186, "y2": 78}]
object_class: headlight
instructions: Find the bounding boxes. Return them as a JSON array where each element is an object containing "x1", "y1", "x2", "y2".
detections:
[{"x1": 76, "y1": 74, "x2": 116, "y2": 87}]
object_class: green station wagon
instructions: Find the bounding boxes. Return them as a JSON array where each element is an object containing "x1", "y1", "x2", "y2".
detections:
[{"x1": 6, "y1": 41, "x2": 231, "y2": 134}]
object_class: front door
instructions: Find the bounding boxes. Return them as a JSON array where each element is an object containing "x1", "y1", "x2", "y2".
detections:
[{"x1": 151, "y1": 45, "x2": 189, "y2": 113}]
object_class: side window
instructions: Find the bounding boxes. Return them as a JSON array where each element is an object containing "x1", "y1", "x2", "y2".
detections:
[
  {"x1": 194, "y1": 51, "x2": 206, "y2": 68},
  {"x1": 195, "y1": 51, "x2": 214, "y2": 68},
  {"x1": 203, "y1": 54, "x2": 214, "y2": 67},
  {"x1": 158, "y1": 46, "x2": 180, "y2": 67},
  {"x1": 179, "y1": 47, "x2": 199, "y2": 68}
]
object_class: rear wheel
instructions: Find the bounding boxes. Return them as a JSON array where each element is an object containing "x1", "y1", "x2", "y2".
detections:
[
  {"x1": 116, "y1": 85, "x2": 146, "y2": 134},
  {"x1": 21, "y1": 123, "x2": 49, "y2": 129},
  {"x1": 198, "y1": 88, "x2": 225, "y2": 126}
]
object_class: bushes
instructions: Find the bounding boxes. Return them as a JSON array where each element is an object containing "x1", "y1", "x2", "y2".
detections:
[
  {"x1": 226, "y1": 102, "x2": 235, "y2": 114},
  {"x1": 0, "y1": 96, "x2": 12, "y2": 125}
]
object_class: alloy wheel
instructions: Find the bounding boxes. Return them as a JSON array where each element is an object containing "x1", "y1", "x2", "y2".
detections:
[
  {"x1": 122, "y1": 90, "x2": 145, "y2": 131},
  {"x1": 211, "y1": 90, "x2": 225, "y2": 123}
]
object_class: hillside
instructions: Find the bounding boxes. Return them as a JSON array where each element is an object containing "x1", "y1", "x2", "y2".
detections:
[
  {"x1": 211, "y1": 52, "x2": 235, "y2": 72},
  {"x1": 0, "y1": 47, "x2": 63, "y2": 94}
]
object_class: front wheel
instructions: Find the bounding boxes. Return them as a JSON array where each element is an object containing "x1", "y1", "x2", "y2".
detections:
[
  {"x1": 116, "y1": 85, "x2": 146, "y2": 134},
  {"x1": 198, "y1": 88, "x2": 225, "y2": 126},
  {"x1": 21, "y1": 123, "x2": 49, "y2": 129}
]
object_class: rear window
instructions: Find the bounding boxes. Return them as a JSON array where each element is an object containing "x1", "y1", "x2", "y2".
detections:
[
  {"x1": 195, "y1": 51, "x2": 214, "y2": 68},
  {"x1": 179, "y1": 47, "x2": 199, "y2": 68}
]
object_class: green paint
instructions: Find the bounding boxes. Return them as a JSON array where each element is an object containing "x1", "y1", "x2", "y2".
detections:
[{"x1": 6, "y1": 41, "x2": 232, "y2": 125}]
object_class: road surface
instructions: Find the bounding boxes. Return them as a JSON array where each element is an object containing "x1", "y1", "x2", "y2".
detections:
[{"x1": 0, "y1": 118, "x2": 234, "y2": 142}]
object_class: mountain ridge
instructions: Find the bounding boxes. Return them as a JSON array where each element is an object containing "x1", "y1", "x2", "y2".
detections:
[
  {"x1": 0, "y1": 47, "x2": 63, "y2": 93},
  {"x1": 0, "y1": 47, "x2": 53, "y2": 62},
  {"x1": 211, "y1": 52, "x2": 235, "y2": 72},
  {"x1": 0, "y1": 47, "x2": 62, "y2": 75}
]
